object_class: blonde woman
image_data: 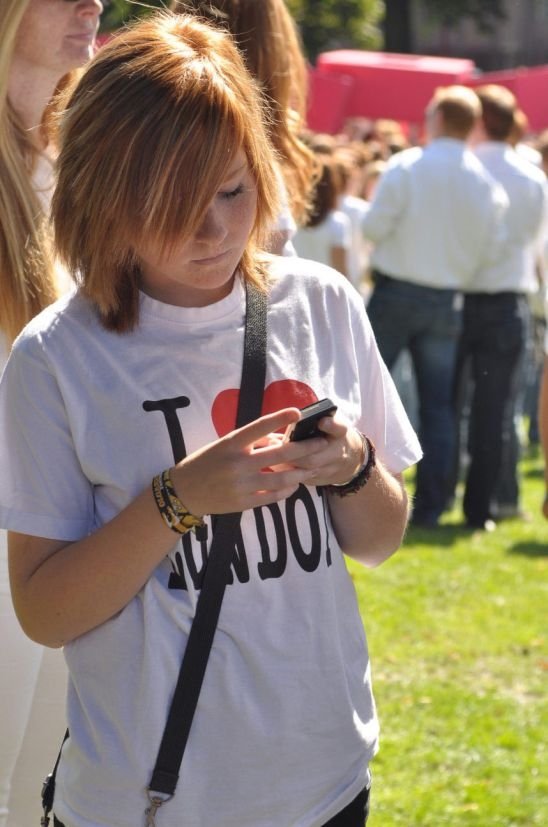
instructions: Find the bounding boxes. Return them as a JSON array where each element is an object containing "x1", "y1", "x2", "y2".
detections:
[
  {"x1": 293, "y1": 153, "x2": 352, "y2": 278},
  {"x1": 172, "y1": 0, "x2": 317, "y2": 253},
  {"x1": 0, "y1": 2, "x2": 102, "y2": 825},
  {"x1": 0, "y1": 13, "x2": 420, "y2": 826}
]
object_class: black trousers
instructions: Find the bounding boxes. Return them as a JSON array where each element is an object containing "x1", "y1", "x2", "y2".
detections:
[
  {"x1": 454, "y1": 291, "x2": 530, "y2": 525},
  {"x1": 323, "y1": 784, "x2": 371, "y2": 826},
  {"x1": 54, "y1": 785, "x2": 370, "y2": 827}
]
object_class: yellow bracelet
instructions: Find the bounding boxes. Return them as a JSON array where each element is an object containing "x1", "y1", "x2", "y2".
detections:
[{"x1": 152, "y1": 469, "x2": 206, "y2": 536}]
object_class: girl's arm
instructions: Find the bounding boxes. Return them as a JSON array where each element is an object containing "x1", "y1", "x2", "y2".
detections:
[
  {"x1": 326, "y1": 465, "x2": 409, "y2": 567},
  {"x1": 289, "y1": 414, "x2": 410, "y2": 566},
  {"x1": 330, "y1": 245, "x2": 349, "y2": 279}
]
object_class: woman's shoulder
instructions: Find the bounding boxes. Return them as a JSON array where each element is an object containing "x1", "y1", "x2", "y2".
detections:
[{"x1": 11, "y1": 288, "x2": 96, "y2": 361}]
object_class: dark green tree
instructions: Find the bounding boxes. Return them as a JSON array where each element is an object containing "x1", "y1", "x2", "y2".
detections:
[
  {"x1": 99, "y1": 1, "x2": 506, "y2": 55},
  {"x1": 286, "y1": 0, "x2": 383, "y2": 62},
  {"x1": 99, "y1": 1, "x2": 383, "y2": 60},
  {"x1": 99, "y1": 0, "x2": 164, "y2": 33}
]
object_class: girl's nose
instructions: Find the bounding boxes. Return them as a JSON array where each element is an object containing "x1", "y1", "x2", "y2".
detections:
[{"x1": 196, "y1": 205, "x2": 228, "y2": 244}]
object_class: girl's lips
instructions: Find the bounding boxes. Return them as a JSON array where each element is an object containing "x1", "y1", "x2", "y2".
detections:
[{"x1": 192, "y1": 250, "x2": 229, "y2": 265}]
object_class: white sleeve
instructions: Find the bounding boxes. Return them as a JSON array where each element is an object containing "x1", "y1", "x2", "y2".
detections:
[
  {"x1": 533, "y1": 180, "x2": 548, "y2": 262},
  {"x1": 360, "y1": 162, "x2": 407, "y2": 244},
  {"x1": 331, "y1": 212, "x2": 352, "y2": 249},
  {"x1": 0, "y1": 339, "x2": 94, "y2": 541}
]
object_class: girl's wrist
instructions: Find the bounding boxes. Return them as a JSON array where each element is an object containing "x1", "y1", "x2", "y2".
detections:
[
  {"x1": 152, "y1": 467, "x2": 206, "y2": 538},
  {"x1": 328, "y1": 433, "x2": 376, "y2": 498}
]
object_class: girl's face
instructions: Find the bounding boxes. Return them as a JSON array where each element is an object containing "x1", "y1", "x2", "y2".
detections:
[
  {"x1": 14, "y1": 0, "x2": 103, "y2": 77},
  {"x1": 136, "y1": 149, "x2": 259, "y2": 308}
]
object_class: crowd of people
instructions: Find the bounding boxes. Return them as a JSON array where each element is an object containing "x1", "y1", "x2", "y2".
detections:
[
  {"x1": 295, "y1": 88, "x2": 548, "y2": 533},
  {"x1": 0, "y1": 2, "x2": 546, "y2": 827}
]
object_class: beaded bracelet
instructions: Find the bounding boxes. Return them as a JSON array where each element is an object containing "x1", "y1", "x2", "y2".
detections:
[
  {"x1": 327, "y1": 434, "x2": 376, "y2": 498},
  {"x1": 152, "y1": 468, "x2": 206, "y2": 536}
]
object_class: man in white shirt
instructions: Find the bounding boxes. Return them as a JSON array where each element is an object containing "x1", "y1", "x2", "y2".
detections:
[
  {"x1": 458, "y1": 84, "x2": 548, "y2": 530},
  {"x1": 362, "y1": 86, "x2": 508, "y2": 528}
]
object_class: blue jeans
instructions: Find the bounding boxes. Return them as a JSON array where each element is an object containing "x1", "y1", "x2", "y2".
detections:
[
  {"x1": 455, "y1": 292, "x2": 530, "y2": 526},
  {"x1": 368, "y1": 271, "x2": 462, "y2": 522}
]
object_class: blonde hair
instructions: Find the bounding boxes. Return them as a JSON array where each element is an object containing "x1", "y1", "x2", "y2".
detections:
[
  {"x1": 171, "y1": 0, "x2": 316, "y2": 224},
  {"x1": 427, "y1": 85, "x2": 481, "y2": 139},
  {"x1": 0, "y1": 0, "x2": 63, "y2": 345},
  {"x1": 475, "y1": 84, "x2": 517, "y2": 142},
  {"x1": 53, "y1": 12, "x2": 280, "y2": 333}
]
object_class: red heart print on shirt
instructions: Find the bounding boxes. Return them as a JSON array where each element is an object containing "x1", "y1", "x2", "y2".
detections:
[{"x1": 211, "y1": 379, "x2": 318, "y2": 437}]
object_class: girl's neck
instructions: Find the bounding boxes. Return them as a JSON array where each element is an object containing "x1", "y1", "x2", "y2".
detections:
[{"x1": 7, "y1": 60, "x2": 60, "y2": 150}]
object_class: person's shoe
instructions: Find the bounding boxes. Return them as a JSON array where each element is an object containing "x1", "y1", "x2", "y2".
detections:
[{"x1": 466, "y1": 518, "x2": 496, "y2": 533}]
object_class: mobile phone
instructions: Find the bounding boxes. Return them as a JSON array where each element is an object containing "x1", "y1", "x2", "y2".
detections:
[{"x1": 288, "y1": 398, "x2": 337, "y2": 442}]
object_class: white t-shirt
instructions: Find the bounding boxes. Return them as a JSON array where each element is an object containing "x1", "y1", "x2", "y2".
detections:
[
  {"x1": 293, "y1": 211, "x2": 351, "y2": 268},
  {"x1": 339, "y1": 194, "x2": 371, "y2": 288},
  {"x1": 0, "y1": 257, "x2": 421, "y2": 827},
  {"x1": 273, "y1": 165, "x2": 298, "y2": 257}
]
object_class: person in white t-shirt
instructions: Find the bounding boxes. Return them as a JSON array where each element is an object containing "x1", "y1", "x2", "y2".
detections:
[
  {"x1": 333, "y1": 147, "x2": 371, "y2": 290},
  {"x1": 294, "y1": 154, "x2": 352, "y2": 277},
  {"x1": 0, "y1": 14, "x2": 421, "y2": 827},
  {"x1": 0, "y1": 2, "x2": 102, "y2": 825}
]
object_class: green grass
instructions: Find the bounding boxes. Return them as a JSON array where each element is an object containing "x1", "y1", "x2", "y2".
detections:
[{"x1": 349, "y1": 450, "x2": 548, "y2": 826}]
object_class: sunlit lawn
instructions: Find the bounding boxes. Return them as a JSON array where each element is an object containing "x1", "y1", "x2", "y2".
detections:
[{"x1": 349, "y1": 451, "x2": 548, "y2": 826}]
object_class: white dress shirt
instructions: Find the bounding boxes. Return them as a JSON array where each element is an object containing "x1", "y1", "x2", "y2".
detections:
[
  {"x1": 362, "y1": 137, "x2": 508, "y2": 290},
  {"x1": 472, "y1": 141, "x2": 548, "y2": 294}
]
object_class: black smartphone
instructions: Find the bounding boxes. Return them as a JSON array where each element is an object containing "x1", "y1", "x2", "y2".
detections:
[{"x1": 288, "y1": 398, "x2": 337, "y2": 442}]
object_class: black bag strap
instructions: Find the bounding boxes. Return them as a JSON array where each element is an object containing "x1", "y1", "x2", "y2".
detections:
[
  {"x1": 41, "y1": 282, "x2": 268, "y2": 827},
  {"x1": 148, "y1": 281, "x2": 267, "y2": 801},
  {"x1": 41, "y1": 730, "x2": 69, "y2": 826}
]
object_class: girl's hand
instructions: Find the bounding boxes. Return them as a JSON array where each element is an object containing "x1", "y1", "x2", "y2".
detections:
[
  {"x1": 271, "y1": 412, "x2": 365, "y2": 489},
  {"x1": 170, "y1": 408, "x2": 327, "y2": 516}
]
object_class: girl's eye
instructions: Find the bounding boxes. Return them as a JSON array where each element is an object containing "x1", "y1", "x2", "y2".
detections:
[{"x1": 220, "y1": 184, "x2": 244, "y2": 200}]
